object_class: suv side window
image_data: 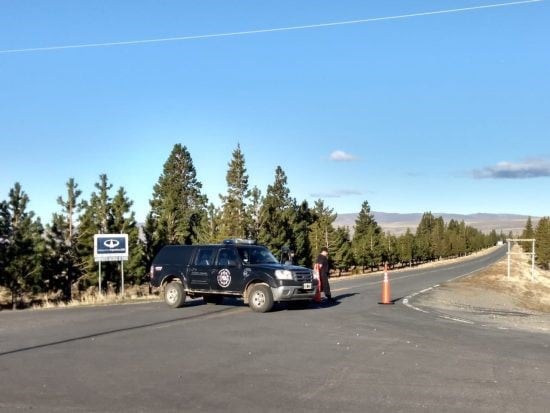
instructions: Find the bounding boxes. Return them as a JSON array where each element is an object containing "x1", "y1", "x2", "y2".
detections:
[
  {"x1": 216, "y1": 248, "x2": 239, "y2": 267},
  {"x1": 195, "y1": 248, "x2": 215, "y2": 266}
]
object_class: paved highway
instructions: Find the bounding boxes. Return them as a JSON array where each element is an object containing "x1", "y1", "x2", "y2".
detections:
[{"x1": 1, "y1": 246, "x2": 548, "y2": 412}]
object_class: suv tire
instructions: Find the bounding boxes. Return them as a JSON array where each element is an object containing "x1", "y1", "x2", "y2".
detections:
[
  {"x1": 249, "y1": 283, "x2": 274, "y2": 313},
  {"x1": 165, "y1": 282, "x2": 186, "y2": 308}
]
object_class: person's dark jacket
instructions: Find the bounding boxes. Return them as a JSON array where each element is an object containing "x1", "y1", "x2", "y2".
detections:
[{"x1": 316, "y1": 254, "x2": 329, "y2": 277}]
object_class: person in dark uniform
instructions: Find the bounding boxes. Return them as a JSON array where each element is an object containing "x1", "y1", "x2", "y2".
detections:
[{"x1": 316, "y1": 247, "x2": 334, "y2": 301}]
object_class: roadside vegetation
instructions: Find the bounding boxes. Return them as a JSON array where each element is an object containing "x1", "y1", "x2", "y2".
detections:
[
  {"x1": 459, "y1": 243, "x2": 550, "y2": 313},
  {"x1": 417, "y1": 243, "x2": 550, "y2": 333},
  {"x1": 2, "y1": 143, "x2": 548, "y2": 310}
]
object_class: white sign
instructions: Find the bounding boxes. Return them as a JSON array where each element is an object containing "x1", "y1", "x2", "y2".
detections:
[{"x1": 94, "y1": 234, "x2": 129, "y2": 262}]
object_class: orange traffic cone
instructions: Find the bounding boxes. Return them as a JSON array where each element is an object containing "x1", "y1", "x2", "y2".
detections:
[
  {"x1": 378, "y1": 263, "x2": 394, "y2": 305},
  {"x1": 313, "y1": 263, "x2": 322, "y2": 303}
]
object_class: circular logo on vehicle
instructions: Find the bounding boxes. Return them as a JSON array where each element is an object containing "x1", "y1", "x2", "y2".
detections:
[{"x1": 217, "y1": 269, "x2": 231, "y2": 288}]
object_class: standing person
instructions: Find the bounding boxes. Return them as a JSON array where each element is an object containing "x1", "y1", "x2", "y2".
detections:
[{"x1": 316, "y1": 247, "x2": 334, "y2": 302}]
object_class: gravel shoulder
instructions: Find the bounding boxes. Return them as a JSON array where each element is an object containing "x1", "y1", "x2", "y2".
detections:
[{"x1": 412, "y1": 246, "x2": 550, "y2": 333}]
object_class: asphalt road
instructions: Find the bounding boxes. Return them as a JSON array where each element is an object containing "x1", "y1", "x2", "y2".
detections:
[{"x1": 1, "y1": 246, "x2": 549, "y2": 412}]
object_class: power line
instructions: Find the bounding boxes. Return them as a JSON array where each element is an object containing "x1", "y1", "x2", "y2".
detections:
[{"x1": 0, "y1": 0, "x2": 542, "y2": 54}]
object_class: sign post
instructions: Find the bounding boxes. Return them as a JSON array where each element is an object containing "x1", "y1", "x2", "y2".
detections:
[{"x1": 93, "y1": 234, "x2": 129, "y2": 297}]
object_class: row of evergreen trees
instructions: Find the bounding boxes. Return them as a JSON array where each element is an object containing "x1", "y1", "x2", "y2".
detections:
[
  {"x1": 521, "y1": 217, "x2": 550, "y2": 270},
  {"x1": 1, "y1": 143, "x2": 506, "y2": 309}
]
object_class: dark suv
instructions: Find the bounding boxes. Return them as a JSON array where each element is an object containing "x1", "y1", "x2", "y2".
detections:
[{"x1": 149, "y1": 239, "x2": 317, "y2": 312}]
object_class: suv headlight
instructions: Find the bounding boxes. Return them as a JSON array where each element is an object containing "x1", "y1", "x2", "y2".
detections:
[{"x1": 275, "y1": 269, "x2": 293, "y2": 280}]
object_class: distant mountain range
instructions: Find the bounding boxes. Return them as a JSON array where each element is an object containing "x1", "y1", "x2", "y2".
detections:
[{"x1": 333, "y1": 212, "x2": 538, "y2": 236}]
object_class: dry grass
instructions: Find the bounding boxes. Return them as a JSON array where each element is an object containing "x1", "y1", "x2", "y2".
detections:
[
  {"x1": 456, "y1": 244, "x2": 550, "y2": 312},
  {"x1": 38, "y1": 286, "x2": 160, "y2": 310},
  {"x1": 0, "y1": 285, "x2": 159, "y2": 311},
  {"x1": 411, "y1": 244, "x2": 550, "y2": 333}
]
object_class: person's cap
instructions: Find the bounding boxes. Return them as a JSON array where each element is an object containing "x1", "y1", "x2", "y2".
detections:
[{"x1": 321, "y1": 247, "x2": 328, "y2": 253}]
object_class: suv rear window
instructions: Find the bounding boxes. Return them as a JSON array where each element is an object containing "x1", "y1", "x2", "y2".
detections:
[{"x1": 154, "y1": 246, "x2": 194, "y2": 264}]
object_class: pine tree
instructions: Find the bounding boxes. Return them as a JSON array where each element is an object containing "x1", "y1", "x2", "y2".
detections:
[
  {"x1": 521, "y1": 216, "x2": 535, "y2": 252},
  {"x1": 111, "y1": 187, "x2": 144, "y2": 285},
  {"x1": 352, "y1": 200, "x2": 382, "y2": 271},
  {"x1": 92, "y1": 174, "x2": 114, "y2": 233},
  {"x1": 446, "y1": 219, "x2": 466, "y2": 257},
  {"x1": 258, "y1": 166, "x2": 294, "y2": 255},
  {"x1": 200, "y1": 203, "x2": 222, "y2": 243},
  {"x1": 76, "y1": 175, "x2": 144, "y2": 292},
  {"x1": 0, "y1": 200, "x2": 10, "y2": 300},
  {"x1": 381, "y1": 232, "x2": 399, "y2": 267},
  {"x1": 246, "y1": 186, "x2": 262, "y2": 241},
  {"x1": 142, "y1": 211, "x2": 159, "y2": 270},
  {"x1": 535, "y1": 217, "x2": 550, "y2": 270},
  {"x1": 219, "y1": 144, "x2": 250, "y2": 239},
  {"x1": 353, "y1": 200, "x2": 377, "y2": 239},
  {"x1": 0, "y1": 183, "x2": 44, "y2": 309},
  {"x1": 309, "y1": 199, "x2": 337, "y2": 263},
  {"x1": 397, "y1": 228, "x2": 415, "y2": 267},
  {"x1": 488, "y1": 229, "x2": 499, "y2": 246},
  {"x1": 431, "y1": 216, "x2": 446, "y2": 260},
  {"x1": 292, "y1": 200, "x2": 314, "y2": 267},
  {"x1": 464, "y1": 225, "x2": 488, "y2": 253},
  {"x1": 332, "y1": 227, "x2": 353, "y2": 276},
  {"x1": 76, "y1": 174, "x2": 114, "y2": 288},
  {"x1": 415, "y1": 212, "x2": 436, "y2": 262},
  {"x1": 148, "y1": 144, "x2": 208, "y2": 247},
  {"x1": 45, "y1": 178, "x2": 83, "y2": 300},
  {"x1": 57, "y1": 178, "x2": 81, "y2": 242}
]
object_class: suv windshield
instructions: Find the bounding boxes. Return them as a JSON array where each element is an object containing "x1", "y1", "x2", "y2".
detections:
[{"x1": 237, "y1": 246, "x2": 279, "y2": 265}]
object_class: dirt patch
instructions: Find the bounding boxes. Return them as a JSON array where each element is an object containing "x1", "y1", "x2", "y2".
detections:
[{"x1": 415, "y1": 245, "x2": 550, "y2": 333}]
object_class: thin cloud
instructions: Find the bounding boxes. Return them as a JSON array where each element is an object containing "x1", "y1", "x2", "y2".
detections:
[
  {"x1": 0, "y1": 1, "x2": 541, "y2": 54},
  {"x1": 473, "y1": 158, "x2": 550, "y2": 179},
  {"x1": 310, "y1": 189, "x2": 362, "y2": 198},
  {"x1": 329, "y1": 150, "x2": 359, "y2": 162}
]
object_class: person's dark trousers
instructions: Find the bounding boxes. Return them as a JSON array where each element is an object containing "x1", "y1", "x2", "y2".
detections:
[{"x1": 320, "y1": 273, "x2": 331, "y2": 299}]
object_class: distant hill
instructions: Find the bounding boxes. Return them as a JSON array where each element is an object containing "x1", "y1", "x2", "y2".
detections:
[{"x1": 334, "y1": 212, "x2": 538, "y2": 236}]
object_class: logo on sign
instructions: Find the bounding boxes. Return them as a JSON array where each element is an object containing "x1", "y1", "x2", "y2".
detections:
[
  {"x1": 103, "y1": 239, "x2": 120, "y2": 249},
  {"x1": 217, "y1": 269, "x2": 231, "y2": 288}
]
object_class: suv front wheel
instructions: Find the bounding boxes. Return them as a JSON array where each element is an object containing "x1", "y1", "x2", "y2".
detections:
[{"x1": 248, "y1": 283, "x2": 274, "y2": 313}]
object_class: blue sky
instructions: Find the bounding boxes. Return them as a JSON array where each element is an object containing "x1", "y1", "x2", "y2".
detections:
[{"x1": 1, "y1": 0, "x2": 548, "y2": 223}]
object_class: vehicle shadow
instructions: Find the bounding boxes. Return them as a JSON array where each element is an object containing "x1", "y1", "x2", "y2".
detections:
[{"x1": 281, "y1": 293, "x2": 359, "y2": 311}]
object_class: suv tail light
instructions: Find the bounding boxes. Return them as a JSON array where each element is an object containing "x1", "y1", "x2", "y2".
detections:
[{"x1": 150, "y1": 265, "x2": 162, "y2": 279}]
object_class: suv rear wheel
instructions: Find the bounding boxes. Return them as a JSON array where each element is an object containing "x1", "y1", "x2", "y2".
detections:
[
  {"x1": 249, "y1": 283, "x2": 274, "y2": 313},
  {"x1": 165, "y1": 282, "x2": 186, "y2": 308}
]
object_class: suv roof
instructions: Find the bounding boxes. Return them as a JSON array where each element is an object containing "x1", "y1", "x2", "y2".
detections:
[{"x1": 222, "y1": 238, "x2": 257, "y2": 245}]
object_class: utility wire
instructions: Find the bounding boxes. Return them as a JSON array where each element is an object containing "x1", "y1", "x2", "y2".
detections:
[{"x1": 0, "y1": 0, "x2": 542, "y2": 54}]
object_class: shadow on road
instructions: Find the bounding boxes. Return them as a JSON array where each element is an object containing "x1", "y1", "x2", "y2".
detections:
[
  {"x1": 0, "y1": 306, "x2": 236, "y2": 358},
  {"x1": 377, "y1": 296, "x2": 405, "y2": 305},
  {"x1": 308, "y1": 293, "x2": 360, "y2": 310},
  {"x1": 1, "y1": 293, "x2": 367, "y2": 357}
]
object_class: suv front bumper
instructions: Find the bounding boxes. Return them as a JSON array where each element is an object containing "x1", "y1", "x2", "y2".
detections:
[{"x1": 271, "y1": 284, "x2": 317, "y2": 301}]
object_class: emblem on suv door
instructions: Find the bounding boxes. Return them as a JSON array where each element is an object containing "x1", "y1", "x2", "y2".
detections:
[{"x1": 217, "y1": 269, "x2": 231, "y2": 288}]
